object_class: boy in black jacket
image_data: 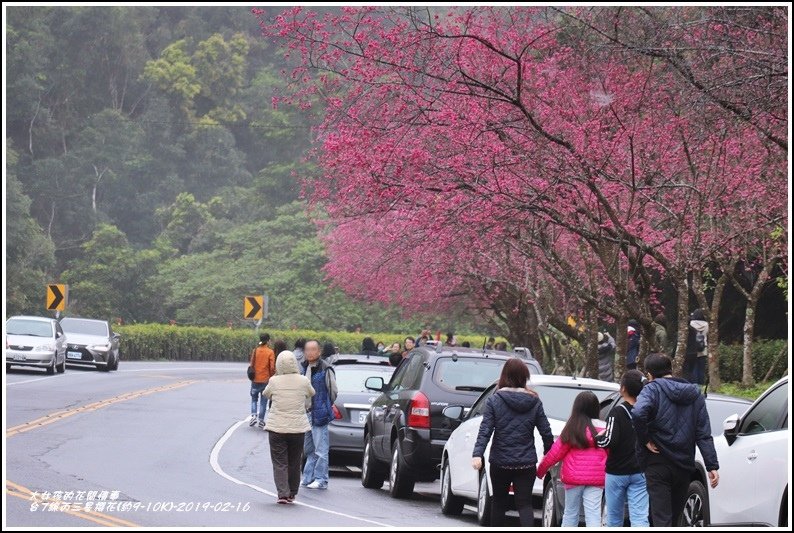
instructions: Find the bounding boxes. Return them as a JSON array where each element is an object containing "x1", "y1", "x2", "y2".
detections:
[{"x1": 596, "y1": 370, "x2": 649, "y2": 526}]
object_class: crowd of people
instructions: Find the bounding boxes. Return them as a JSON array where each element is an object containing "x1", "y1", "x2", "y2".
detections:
[
  {"x1": 473, "y1": 353, "x2": 719, "y2": 527},
  {"x1": 246, "y1": 315, "x2": 716, "y2": 518}
]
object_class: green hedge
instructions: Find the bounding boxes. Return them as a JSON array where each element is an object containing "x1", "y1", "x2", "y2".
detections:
[
  {"x1": 115, "y1": 324, "x2": 505, "y2": 361},
  {"x1": 717, "y1": 339, "x2": 788, "y2": 383}
]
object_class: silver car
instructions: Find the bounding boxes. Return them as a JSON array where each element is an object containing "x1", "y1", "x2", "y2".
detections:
[
  {"x1": 59, "y1": 317, "x2": 121, "y2": 371},
  {"x1": 5, "y1": 316, "x2": 67, "y2": 374}
]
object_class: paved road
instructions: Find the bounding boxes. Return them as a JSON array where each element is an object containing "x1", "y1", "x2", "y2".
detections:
[{"x1": 5, "y1": 362, "x2": 512, "y2": 527}]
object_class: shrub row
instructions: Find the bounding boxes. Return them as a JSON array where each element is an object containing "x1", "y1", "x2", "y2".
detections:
[{"x1": 115, "y1": 324, "x2": 504, "y2": 361}]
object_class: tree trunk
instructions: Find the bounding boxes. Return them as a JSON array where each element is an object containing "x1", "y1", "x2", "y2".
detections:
[
  {"x1": 707, "y1": 271, "x2": 731, "y2": 388},
  {"x1": 741, "y1": 304, "x2": 756, "y2": 387},
  {"x1": 731, "y1": 257, "x2": 779, "y2": 387},
  {"x1": 673, "y1": 279, "x2": 690, "y2": 376},
  {"x1": 584, "y1": 310, "x2": 599, "y2": 379},
  {"x1": 614, "y1": 315, "x2": 628, "y2": 378}
]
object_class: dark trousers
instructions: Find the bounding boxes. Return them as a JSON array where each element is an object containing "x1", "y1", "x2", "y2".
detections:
[
  {"x1": 268, "y1": 432, "x2": 305, "y2": 498},
  {"x1": 645, "y1": 456, "x2": 691, "y2": 527},
  {"x1": 489, "y1": 465, "x2": 535, "y2": 526}
]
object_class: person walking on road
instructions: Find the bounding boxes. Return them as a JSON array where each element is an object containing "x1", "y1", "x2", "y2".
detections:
[
  {"x1": 301, "y1": 340, "x2": 338, "y2": 490},
  {"x1": 472, "y1": 358, "x2": 554, "y2": 526},
  {"x1": 249, "y1": 333, "x2": 276, "y2": 429},
  {"x1": 597, "y1": 331, "x2": 617, "y2": 382},
  {"x1": 626, "y1": 320, "x2": 641, "y2": 370},
  {"x1": 595, "y1": 370, "x2": 649, "y2": 527},
  {"x1": 632, "y1": 353, "x2": 719, "y2": 527},
  {"x1": 263, "y1": 351, "x2": 315, "y2": 504},
  {"x1": 537, "y1": 391, "x2": 607, "y2": 527}
]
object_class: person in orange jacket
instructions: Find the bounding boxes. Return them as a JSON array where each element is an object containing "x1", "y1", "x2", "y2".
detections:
[{"x1": 250, "y1": 333, "x2": 276, "y2": 429}]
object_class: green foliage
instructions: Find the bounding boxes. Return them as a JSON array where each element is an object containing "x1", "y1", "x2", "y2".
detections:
[
  {"x1": 713, "y1": 381, "x2": 776, "y2": 401},
  {"x1": 116, "y1": 324, "x2": 504, "y2": 361},
  {"x1": 5, "y1": 143, "x2": 57, "y2": 315},
  {"x1": 717, "y1": 339, "x2": 788, "y2": 383}
]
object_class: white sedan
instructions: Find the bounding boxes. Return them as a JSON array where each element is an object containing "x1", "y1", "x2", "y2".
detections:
[
  {"x1": 440, "y1": 375, "x2": 619, "y2": 525},
  {"x1": 685, "y1": 376, "x2": 788, "y2": 527}
]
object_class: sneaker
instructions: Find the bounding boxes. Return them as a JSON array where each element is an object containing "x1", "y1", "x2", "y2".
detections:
[
  {"x1": 277, "y1": 497, "x2": 289, "y2": 504},
  {"x1": 286, "y1": 496, "x2": 295, "y2": 503},
  {"x1": 248, "y1": 415, "x2": 257, "y2": 427},
  {"x1": 306, "y1": 480, "x2": 327, "y2": 490},
  {"x1": 300, "y1": 481, "x2": 311, "y2": 487},
  {"x1": 258, "y1": 419, "x2": 265, "y2": 429}
]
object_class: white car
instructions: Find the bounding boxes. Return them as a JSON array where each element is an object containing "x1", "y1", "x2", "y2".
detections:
[
  {"x1": 440, "y1": 375, "x2": 619, "y2": 525},
  {"x1": 684, "y1": 377, "x2": 788, "y2": 527},
  {"x1": 5, "y1": 315, "x2": 67, "y2": 374}
]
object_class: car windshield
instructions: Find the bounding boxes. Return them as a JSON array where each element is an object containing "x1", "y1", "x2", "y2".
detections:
[
  {"x1": 433, "y1": 358, "x2": 507, "y2": 392},
  {"x1": 6, "y1": 319, "x2": 53, "y2": 338},
  {"x1": 60, "y1": 319, "x2": 108, "y2": 336},
  {"x1": 531, "y1": 385, "x2": 617, "y2": 421},
  {"x1": 706, "y1": 398, "x2": 750, "y2": 436},
  {"x1": 335, "y1": 366, "x2": 395, "y2": 393}
]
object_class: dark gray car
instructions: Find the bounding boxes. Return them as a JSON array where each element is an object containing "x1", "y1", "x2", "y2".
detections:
[
  {"x1": 328, "y1": 357, "x2": 395, "y2": 465},
  {"x1": 59, "y1": 317, "x2": 121, "y2": 371}
]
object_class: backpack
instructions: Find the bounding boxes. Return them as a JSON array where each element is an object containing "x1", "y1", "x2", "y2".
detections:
[{"x1": 694, "y1": 330, "x2": 706, "y2": 352}]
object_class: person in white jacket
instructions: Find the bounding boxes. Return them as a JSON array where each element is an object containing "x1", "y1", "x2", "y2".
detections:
[{"x1": 264, "y1": 351, "x2": 315, "y2": 504}]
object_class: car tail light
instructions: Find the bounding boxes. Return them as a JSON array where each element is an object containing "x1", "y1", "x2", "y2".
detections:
[
  {"x1": 407, "y1": 392, "x2": 431, "y2": 428},
  {"x1": 332, "y1": 404, "x2": 342, "y2": 420}
]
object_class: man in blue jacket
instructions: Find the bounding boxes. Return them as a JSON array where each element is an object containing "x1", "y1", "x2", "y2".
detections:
[{"x1": 632, "y1": 353, "x2": 719, "y2": 526}]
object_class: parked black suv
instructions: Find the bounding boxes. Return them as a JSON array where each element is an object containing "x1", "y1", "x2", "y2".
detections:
[{"x1": 360, "y1": 345, "x2": 543, "y2": 498}]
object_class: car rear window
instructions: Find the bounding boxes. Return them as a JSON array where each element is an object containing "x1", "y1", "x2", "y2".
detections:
[
  {"x1": 433, "y1": 357, "x2": 506, "y2": 392},
  {"x1": 531, "y1": 385, "x2": 616, "y2": 421},
  {"x1": 335, "y1": 366, "x2": 395, "y2": 393},
  {"x1": 60, "y1": 319, "x2": 108, "y2": 336},
  {"x1": 6, "y1": 319, "x2": 53, "y2": 338}
]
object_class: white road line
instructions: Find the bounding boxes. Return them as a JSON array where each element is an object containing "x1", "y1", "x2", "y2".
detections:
[
  {"x1": 6, "y1": 365, "x2": 245, "y2": 386},
  {"x1": 209, "y1": 418, "x2": 392, "y2": 527}
]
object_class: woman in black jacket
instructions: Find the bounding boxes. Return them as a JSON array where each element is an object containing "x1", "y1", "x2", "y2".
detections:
[{"x1": 472, "y1": 358, "x2": 554, "y2": 526}]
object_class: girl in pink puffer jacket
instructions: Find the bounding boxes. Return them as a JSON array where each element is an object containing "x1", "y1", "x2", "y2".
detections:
[{"x1": 537, "y1": 391, "x2": 607, "y2": 527}]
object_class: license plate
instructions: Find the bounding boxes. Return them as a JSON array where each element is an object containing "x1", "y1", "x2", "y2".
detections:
[
  {"x1": 13, "y1": 354, "x2": 26, "y2": 361},
  {"x1": 67, "y1": 351, "x2": 83, "y2": 359},
  {"x1": 357, "y1": 411, "x2": 368, "y2": 425}
]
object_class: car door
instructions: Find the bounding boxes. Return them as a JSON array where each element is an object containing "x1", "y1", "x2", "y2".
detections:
[
  {"x1": 383, "y1": 353, "x2": 424, "y2": 455},
  {"x1": 370, "y1": 356, "x2": 409, "y2": 458},
  {"x1": 709, "y1": 382, "x2": 788, "y2": 525},
  {"x1": 447, "y1": 387, "x2": 494, "y2": 498}
]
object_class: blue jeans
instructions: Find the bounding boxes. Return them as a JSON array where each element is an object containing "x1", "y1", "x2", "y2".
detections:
[
  {"x1": 562, "y1": 485, "x2": 603, "y2": 527},
  {"x1": 605, "y1": 473, "x2": 649, "y2": 527},
  {"x1": 302, "y1": 421, "x2": 329, "y2": 486},
  {"x1": 250, "y1": 382, "x2": 267, "y2": 421}
]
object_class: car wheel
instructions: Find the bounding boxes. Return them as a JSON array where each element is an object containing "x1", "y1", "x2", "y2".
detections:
[
  {"x1": 99, "y1": 359, "x2": 112, "y2": 372},
  {"x1": 780, "y1": 487, "x2": 788, "y2": 527},
  {"x1": 542, "y1": 480, "x2": 560, "y2": 527},
  {"x1": 56, "y1": 356, "x2": 65, "y2": 373},
  {"x1": 361, "y1": 435, "x2": 385, "y2": 489},
  {"x1": 476, "y1": 472, "x2": 492, "y2": 526},
  {"x1": 679, "y1": 479, "x2": 709, "y2": 527},
  {"x1": 112, "y1": 352, "x2": 120, "y2": 370},
  {"x1": 388, "y1": 443, "x2": 415, "y2": 499},
  {"x1": 107, "y1": 353, "x2": 117, "y2": 371},
  {"x1": 46, "y1": 357, "x2": 56, "y2": 375},
  {"x1": 440, "y1": 459, "x2": 464, "y2": 515}
]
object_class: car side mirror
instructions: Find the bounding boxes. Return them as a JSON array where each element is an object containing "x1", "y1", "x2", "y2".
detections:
[
  {"x1": 723, "y1": 413, "x2": 740, "y2": 445},
  {"x1": 56, "y1": 331, "x2": 63, "y2": 338},
  {"x1": 443, "y1": 405, "x2": 464, "y2": 421},
  {"x1": 113, "y1": 333, "x2": 121, "y2": 339},
  {"x1": 365, "y1": 376, "x2": 385, "y2": 392}
]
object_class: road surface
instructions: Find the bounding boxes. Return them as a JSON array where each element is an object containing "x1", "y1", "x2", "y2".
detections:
[{"x1": 5, "y1": 362, "x2": 516, "y2": 527}]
